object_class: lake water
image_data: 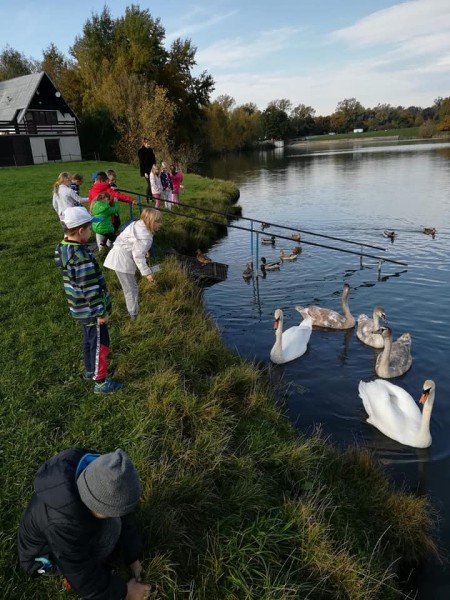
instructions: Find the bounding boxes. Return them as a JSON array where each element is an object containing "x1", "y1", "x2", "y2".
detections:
[{"x1": 200, "y1": 140, "x2": 450, "y2": 598}]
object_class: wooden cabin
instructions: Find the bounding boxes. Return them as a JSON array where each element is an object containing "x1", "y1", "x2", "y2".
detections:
[{"x1": 0, "y1": 72, "x2": 81, "y2": 166}]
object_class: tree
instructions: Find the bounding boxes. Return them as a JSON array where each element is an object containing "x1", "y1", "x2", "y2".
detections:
[
  {"x1": 261, "y1": 101, "x2": 290, "y2": 139},
  {"x1": 290, "y1": 103, "x2": 316, "y2": 137},
  {"x1": 333, "y1": 97, "x2": 365, "y2": 131},
  {"x1": 0, "y1": 45, "x2": 39, "y2": 81}
]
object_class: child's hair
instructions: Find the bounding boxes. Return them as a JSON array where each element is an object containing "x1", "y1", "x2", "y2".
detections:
[
  {"x1": 151, "y1": 164, "x2": 159, "y2": 174},
  {"x1": 64, "y1": 222, "x2": 91, "y2": 236},
  {"x1": 140, "y1": 207, "x2": 161, "y2": 233},
  {"x1": 160, "y1": 162, "x2": 167, "y2": 169},
  {"x1": 71, "y1": 173, "x2": 84, "y2": 183},
  {"x1": 90, "y1": 192, "x2": 112, "y2": 213},
  {"x1": 106, "y1": 169, "x2": 116, "y2": 179},
  {"x1": 95, "y1": 171, "x2": 108, "y2": 182},
  {"x1": 53, "y1": 172, "x2": 71, "y2": 194}
]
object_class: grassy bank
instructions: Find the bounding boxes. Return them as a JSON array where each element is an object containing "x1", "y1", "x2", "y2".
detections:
[{"x1": 0, "y1": 161, "x2": 436, "y2": 599}]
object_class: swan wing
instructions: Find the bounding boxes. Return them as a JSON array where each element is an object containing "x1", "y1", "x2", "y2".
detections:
[
  {"x1": 279, "y1": 321, "x2": 312, "y2": 362},
  {"x1": 359, "y1": 380, "x2": 422, "y2": 444},
  {"x1": 357, "y1": 315, "x2": 384, "y2": 348},
  {"x1": 297, "y1": 306, "x2": 345, "y2": 328}
]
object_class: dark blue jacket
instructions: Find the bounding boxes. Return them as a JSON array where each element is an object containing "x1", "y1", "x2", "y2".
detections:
[{"x1": 17, "y1": 448, "x2": 142, "y2": 600}]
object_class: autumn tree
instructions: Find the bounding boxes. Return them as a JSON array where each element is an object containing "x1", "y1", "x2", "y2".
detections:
[
  {"x1": 0, "y1": 46, "x2": 39, "y2": 81},
  {"x1": 261, "y1": 100, "x2": 290, "y2": 139}
]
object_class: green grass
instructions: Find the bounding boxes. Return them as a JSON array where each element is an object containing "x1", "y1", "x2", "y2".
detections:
[{"x1": 0, "y1": 160, "x2": 437, "y2": 599}]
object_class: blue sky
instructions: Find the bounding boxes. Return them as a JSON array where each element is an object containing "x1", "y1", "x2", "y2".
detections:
[{"x1": 2, "y1": 0, "x2": 449, "y2": 114}]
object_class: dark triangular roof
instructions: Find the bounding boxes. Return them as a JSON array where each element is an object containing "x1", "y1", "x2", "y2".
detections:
[{"x1": 0, "y1": 72, "x2": 79, "y2": 122}]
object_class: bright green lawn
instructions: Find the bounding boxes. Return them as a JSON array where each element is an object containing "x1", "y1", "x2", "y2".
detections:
[{"x1": 0, "y1": 161, "x2": 436, "y2": 599}]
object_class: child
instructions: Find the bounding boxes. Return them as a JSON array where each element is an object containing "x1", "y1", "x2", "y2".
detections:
[
  {"x1": 160, "y1": 162, "x2": 173, "y2": 209},
  {"x1": 52, "y1": 172, "x2": 88, "y2": 220},
  {"x1": 104, "y1": 208, "x2": 162, "y2": 320},
  {"x1": 70, "y1": 173, "x2": 84, "y2": 195},
  {"x1": 149, "y1": 164, "x2": 163, "y2": 209},
  {"x1": 17, "y1": 447, "x2": 151, "y2": 600},
  {"x1": 88, "y1": 171, "x2": 135, "y2": 208},
  {"x1": 91, "y1": 192, "x2": 119, "y2": 252},
  {"x1": 106, "y1": 169, "x2": 122, "y2": 233},
  {"x1": 54, "y1": 206, "x2": 123, "y2": 394},
  {"x1": 169, "y1": 164, "x2": 183, "y2": 205}
]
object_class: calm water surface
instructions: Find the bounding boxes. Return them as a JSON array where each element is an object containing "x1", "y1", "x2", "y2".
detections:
[{"x1": 200, "y1": 140, "x2": 450, "y2": 598}]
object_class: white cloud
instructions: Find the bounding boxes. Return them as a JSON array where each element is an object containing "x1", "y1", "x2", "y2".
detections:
[
  {"x1": 330, "y1": 0, "x2": 450, "y2": 47},
  {"x1": 165, "y1": 10, "x2": 238, "y2": 44},
  {"x1": 197, "y1": 27, "x2": 300, "y2": 68}
]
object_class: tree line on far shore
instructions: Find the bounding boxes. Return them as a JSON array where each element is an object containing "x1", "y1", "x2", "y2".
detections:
[{"x1": 1, "y1": 4, "x2": 449, "y2": 165}]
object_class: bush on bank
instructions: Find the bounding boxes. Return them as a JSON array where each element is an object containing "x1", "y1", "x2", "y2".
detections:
[{"x1": 0, "y1": 161, "x2": 436, "y2": 599}]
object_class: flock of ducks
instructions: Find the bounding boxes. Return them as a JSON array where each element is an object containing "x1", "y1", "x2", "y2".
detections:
[
  {"x1": 270, "y1": 283, "x2": 435, "y2": 449},
  {"x1": 384, "y1": 227, "x2": 437, "y2": 240}
]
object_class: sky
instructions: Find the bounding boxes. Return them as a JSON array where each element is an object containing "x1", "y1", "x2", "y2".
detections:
[{"x1": 1, "y1": 0, "x2": 449, "y2": 115}]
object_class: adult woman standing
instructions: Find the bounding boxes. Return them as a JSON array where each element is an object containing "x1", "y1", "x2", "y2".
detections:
[{"x1": 103, "y1": 208, "x2": 161, "y2": 320}]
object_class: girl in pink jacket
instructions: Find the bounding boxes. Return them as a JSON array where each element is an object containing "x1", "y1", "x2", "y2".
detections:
[{"x1": 169, "y1": 164, "x2": 183, "y2": 205}]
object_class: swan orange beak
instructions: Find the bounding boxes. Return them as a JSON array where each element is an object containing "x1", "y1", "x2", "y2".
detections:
[
  {"x1": 273, "y1": 319, "x2": 280, "y2": 330},
  {"x1": 419, "y1": 389, "x2": 430, "y2": 404}
]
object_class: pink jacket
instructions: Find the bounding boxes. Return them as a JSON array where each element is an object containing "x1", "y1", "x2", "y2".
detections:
[{"x1": 169, "y1": 171, "x2": 183, "y2": 194}]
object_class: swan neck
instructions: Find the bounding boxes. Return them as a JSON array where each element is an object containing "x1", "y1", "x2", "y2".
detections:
[
  {"x1": 341, "y1": 289, "x2": 353, "y2": 320},
  {"x1": 419, "y1": 389, "x2": 434, "y2": 440},
  {"x1": 378, "y1": 334, "x2": 392, "y2": 369},
  {"x1": 373, "y1": 312, "x2": 380, "y2": 331}
]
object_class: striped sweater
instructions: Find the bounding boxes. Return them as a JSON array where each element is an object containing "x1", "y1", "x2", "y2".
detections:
[{"x1": 54, "y1": 241, "x2": 111, "y2": 325}]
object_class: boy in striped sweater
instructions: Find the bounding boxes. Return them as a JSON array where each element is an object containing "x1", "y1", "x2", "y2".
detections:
[{"x1": 54, "y1": 206, "x2": 123, "y2": 394}]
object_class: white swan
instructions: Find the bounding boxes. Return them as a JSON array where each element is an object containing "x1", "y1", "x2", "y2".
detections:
[
  {"x1": 357, "y1": 306, "x2": 386, "y2": 348},
  {"x1": 270, "y1": 309, "x2": 312, "y2": 364},
  {"x1": 375, "y1": 327, "x2": 412, "y2": 378},
  {"x1": 358, "y1": 379, "x2": 435, "y2": 448},
  {"x1": 296, "y1": 283, "x2": 355, "y2": 329}
]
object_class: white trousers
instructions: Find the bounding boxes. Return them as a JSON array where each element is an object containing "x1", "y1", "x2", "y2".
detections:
[{"x1": 116, "y1": 271, "x2": 139, "y2": 318}]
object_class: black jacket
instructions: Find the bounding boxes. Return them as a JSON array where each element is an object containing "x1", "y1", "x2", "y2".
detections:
[
  {"x1": 137, "y1": 145, "x2": 156, "y2": 177},
  {"x1": 17, "y1": 448, "x2": 143, "y2": 600}
]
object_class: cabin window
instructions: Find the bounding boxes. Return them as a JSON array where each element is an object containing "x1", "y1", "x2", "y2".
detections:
[{"x1": 26, "y1": 111, "x2": 58, "y2": 125}]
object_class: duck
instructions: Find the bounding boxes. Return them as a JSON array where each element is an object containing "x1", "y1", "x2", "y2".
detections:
[
  {"x1": 423, "y1": 227, "x2": 437, "y2": 236},
  {"x1": 291, "y1": 246, "x2": 302, "y2": 255},
  {"x1": 196, "y1": 249, "x2": 212, "y2": 265},
  {"x1": 261, "y1": 235, "x2": 276, "y2": 245},
  {"x1": 279, "y1": 250, "x2": 298, "y2": 261},
  {"x1": 357, "y1": 306, "x2": 387, "y2": 348},
  {"x1": 358, "y1": 379, "x2": 435, "y2": 448},
  {"x1": 270, "y1": 309, "x2": 313, "y2": 364},
  {"x1": 383, "y1": 230, "x2": 397, "y2": 240},
  {"x1": 291, "y1": 233, "x2": 301, "y2": 242},
  {"x1": 261, "y1": 257, "x2": 280, "y2": 271},
  {"x1": 296, "y1": 283, "x2": 355, "y2": 329},
  {"x1": 375, "y1": 327, "x2": 412, "y2": 378},
  {"x1": 242, "y1": 262, "x2": 253, "y2": 280},
  {"x1": 260, "y1": 222, "x2": 270, "y2": 231}
]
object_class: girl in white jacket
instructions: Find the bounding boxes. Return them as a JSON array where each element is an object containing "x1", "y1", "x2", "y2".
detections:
[
  {"x1": 52, "y1": 172, "x2": 88, "y2": 219},
  {"x1": 149, "y1": 165, "x2": 163, "y2": 209},
  {"x1": 103, "y1": 208, "x2": 162, "y2": 319}
]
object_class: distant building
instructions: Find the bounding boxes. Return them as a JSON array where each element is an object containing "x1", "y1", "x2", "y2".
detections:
[
  {"x1": 353, "y1": 128, "x2": 364, "y2": 133},
  {"x1": 0, "y1": 72, "x2": 81, "y2": 166}
]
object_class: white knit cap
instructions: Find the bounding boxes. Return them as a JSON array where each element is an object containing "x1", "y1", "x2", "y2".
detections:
[{"x1": 62, "y1": 206, "x2": 92, "y2": 229}]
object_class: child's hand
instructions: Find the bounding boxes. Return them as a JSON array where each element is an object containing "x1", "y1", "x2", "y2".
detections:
[
  {"x1": 97, "y1": 316, "x2": 109, "y2": 325},
  {"x1": 146, "y1": 274, "x2": 155, "y2": 283},
  {"x1": 132, "y1": 200, "x2": 138, "y2": 205}
]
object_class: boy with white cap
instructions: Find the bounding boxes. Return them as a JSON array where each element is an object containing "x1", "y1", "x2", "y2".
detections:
[
  {"x1": 54, "y1": 206, "x2": 122, "y2": 394},
  {"x1": 18, "y1": 447, "x2": 152, "y2": 600}
]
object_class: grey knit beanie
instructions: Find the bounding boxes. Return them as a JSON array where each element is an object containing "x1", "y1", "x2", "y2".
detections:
[{"x1": 77, "y1": 449, "x2": 141, "y2": 517}]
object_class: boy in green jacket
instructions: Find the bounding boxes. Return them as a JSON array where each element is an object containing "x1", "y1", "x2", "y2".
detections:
[{"x1": 91, "y1": 192, "x2": 119, "y2": 253}]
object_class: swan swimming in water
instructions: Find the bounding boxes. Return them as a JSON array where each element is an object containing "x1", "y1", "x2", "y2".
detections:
[
  {"x1": 270, "y1": 308, "x2": 312, "y2": 364},
  {"x1": 357, "y1": 306, "x2": 386, "y2": 348},
  {"x1": 296, "y1": 283, "x2": 355, "y2": 329},
  {"x1": 375, "y1": 327, "x2": 412, "y2": 378},
  {"x1": 358, "y1": 379, "x2": 435, "y2": 448}
]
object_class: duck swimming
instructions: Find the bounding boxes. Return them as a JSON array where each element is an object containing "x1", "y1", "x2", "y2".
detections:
[
  {"x1": 261, "y1": 257, "x2": 280, "y2": 271},
  {"x1": 261, "y1": 235, "x2": 276, "y2": 245},
  {"x1": 279, "y1": 250, "x2": 297, "y2": 261},
  {"x1": 384, "y1": 230, "x2": 397, "y2": 240},
  {"x1": 291, "y1": 233, "x2": 301, "y2": 242},
  {"x1": 196, "y1": 249, "x2": 212, "y2": 265},
  {"x1": 242, "y1": 262, "x2": 253, "y2": 280}
]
